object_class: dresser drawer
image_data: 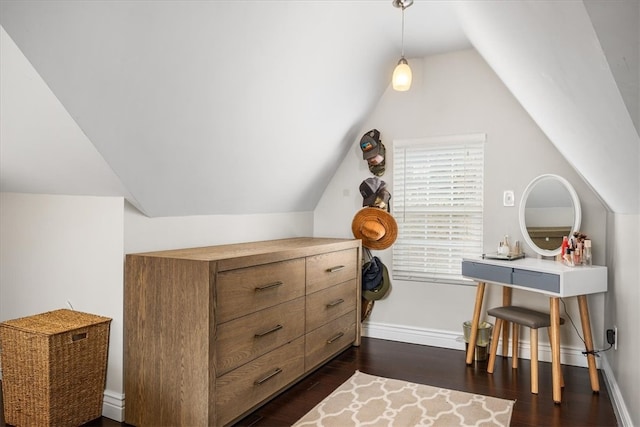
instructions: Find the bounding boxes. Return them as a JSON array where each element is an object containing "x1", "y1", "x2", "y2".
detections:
[
  {"x1": 306, "y1": 249, "x2": 358, "y2": 294},
  {"x1": 216, "y1": 337, "x2": 305, "y2": 426},
  {"x1": 217, "y1": 258, "x2": 305, "y2": 323},
  {"x1": 306, "y1": 279, "x2": 357, "y2": 332},
  {"x1": 217, "y1": 297, "x2": 305, "y2": 375},
  {"x1": 305, "y1": 311, "x2": 356, "y2": 371}
]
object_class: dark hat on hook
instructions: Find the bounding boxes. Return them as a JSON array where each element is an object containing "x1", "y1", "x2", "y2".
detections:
[
  {"x1": 362, "y1": 256, "x2": 391, "y2": 301},
  {"x1": 359, "y1": 177, "x2": 391, "y2": 210},
  {"x1": 360, "y1": 129, "x2": 382, "y2": 160}
]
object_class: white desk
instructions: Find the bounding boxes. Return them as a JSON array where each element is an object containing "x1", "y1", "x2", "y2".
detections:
[{"x1": 462, "y1": 257, "x2": 607, "y2": 403}]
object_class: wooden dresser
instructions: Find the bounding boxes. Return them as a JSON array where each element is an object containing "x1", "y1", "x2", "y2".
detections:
[{"x1": 124, "y1": 237, "x2": 361, "y2": 426}]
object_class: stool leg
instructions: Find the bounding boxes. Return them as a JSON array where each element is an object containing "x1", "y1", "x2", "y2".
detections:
[
  {"x1": 502, "y1": 321, "x2": 510, "y2": 357},
  {"x1": 512, "y1": 323, "x2": 519, "y2": 369},
  {"x1": 531, "y1": 328, "x2": 539, "y2": 394},
  {"x1": 501, "y1": 288, "x2": 512, "y2": 357},
  {"x1": 488, "y1": 318, "x2": 503, "y2": 374}
]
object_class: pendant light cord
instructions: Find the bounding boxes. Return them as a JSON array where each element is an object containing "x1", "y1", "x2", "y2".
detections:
[{"x1": 401, "y1": 7, "x2": 405, "y2": 58}]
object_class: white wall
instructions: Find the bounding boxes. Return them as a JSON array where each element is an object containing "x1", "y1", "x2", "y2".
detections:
[
  {"x1": 315, "y1": 49, "x2": 608, "y2": 362},
  {"x1": 604, "y1": 213, "x2": 639, "y2": 426},
  {"x1": 0, "y1": 192, "x2": 125, "y2": 415},
  {"x1": 124, "y1": 202, "x2": 313, "y2": 254}
]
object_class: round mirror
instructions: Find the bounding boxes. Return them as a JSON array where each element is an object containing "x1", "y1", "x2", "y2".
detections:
[{"x1": 518, "y1": 174, "x2": 581, "y2": 257}]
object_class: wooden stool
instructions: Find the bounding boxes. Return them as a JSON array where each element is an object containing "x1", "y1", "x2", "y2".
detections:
[{"x1": 487, "y1": 305, "x2": 565, "y2": 394}]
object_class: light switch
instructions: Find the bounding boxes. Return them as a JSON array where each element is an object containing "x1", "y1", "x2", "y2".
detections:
[{"x1": 503, "y1": 190, "x2": 515, "y2": 207}]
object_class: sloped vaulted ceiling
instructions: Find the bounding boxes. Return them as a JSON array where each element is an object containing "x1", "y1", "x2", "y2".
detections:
[
  {"x1": 1, "y1": 1, "x2": 638, "y2": 216},
  {"x1": 455, "y1": 0, "x2": 639, "y2": 214},
  {"x1": 0, "y1": 0, "x2": 469, "y2": 217}
]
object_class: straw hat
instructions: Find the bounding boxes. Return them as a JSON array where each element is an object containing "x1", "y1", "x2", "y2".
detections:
[{"x1": 351, "y1": 207, "x2": 398, "y2": 250}]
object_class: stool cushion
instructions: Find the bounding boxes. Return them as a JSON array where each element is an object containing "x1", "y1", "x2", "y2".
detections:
[{"x1": 487, "y1": 306, "x2": 565, "y2": 329}]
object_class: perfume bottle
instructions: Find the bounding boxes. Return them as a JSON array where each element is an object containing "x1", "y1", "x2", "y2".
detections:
[
  {"x1": 561, "y1": 236, "x2": 569, "y2": 257},
  {"x1": 564, "y1": 248, "x2": 575, "y2": 267},
  {"x1": 583, "y1": 240, "x2": 592, "y2": 266},
  {"x1": 498, "y1": 242, "x2": 509, "y2": 256},
  {"x1": 503, "y1": 235, "x2": 511, "y2": 255}
]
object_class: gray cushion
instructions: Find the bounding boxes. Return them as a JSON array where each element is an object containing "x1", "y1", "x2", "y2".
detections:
[{"x1": 487, "y1": 305, "x2": 565, "y2": 329}]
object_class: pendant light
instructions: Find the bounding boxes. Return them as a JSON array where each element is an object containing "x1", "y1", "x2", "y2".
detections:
[{"x1": 392, "y1": 0, "x2": 413, "y2": 91}]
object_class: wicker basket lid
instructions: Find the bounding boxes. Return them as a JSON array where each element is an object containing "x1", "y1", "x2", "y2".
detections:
[{"x1": 0, "y1": 309, "x2": 111, "y2": 335}]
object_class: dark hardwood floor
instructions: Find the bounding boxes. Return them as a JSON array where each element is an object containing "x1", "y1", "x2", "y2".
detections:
[{"x1": 1, "y1": 337, "x2": 618, "y2": 426}]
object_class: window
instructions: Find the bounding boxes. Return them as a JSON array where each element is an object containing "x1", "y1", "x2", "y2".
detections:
[{"x1": 392, "y1": 134, "x2": 485, "y2": 284}]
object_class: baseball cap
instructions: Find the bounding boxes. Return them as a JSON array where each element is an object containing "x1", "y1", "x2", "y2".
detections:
[
  {"x1": 360, "y1": 129, "x2": 381, "y2": 160},
  {"x1": 359, "y1": 177, "x2": 390, "y2": 209}
]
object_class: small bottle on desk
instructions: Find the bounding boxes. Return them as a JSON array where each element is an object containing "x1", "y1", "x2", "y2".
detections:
[{"x1": 583, "y1": 240, "x2": 592, "y2": 265}]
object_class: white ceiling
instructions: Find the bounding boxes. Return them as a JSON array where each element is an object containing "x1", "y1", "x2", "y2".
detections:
[
  {"x1": 0, "y1": 0, "x2": 638, "y2": 216},
  {"x1": 456, "y1": 0, "x2": 639, "y2": 214}
]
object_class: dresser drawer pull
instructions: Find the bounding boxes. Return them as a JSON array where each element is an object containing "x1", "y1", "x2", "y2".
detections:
[
  {"x1": 327, "y1": 332, "x2": 345, "y2": 344},
  {"x1": 327, "y1": 265, "x2": 345, "y2": 273},
  {"x1": 255, "y1": 281, "x2": 284, "y2": 292},
  {"x1": 326, "y1": 298, "x2": 345, "y2": 308},
  {"x1": 254, "y1": 324, "x2": 283, "y2": 337},
  {"x1": 254, "y1": 368, "x2": 283, "y2": 385}
]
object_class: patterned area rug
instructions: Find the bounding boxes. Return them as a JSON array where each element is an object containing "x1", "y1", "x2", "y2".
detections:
[{"x1": 293, "y1": 371, "x2": 514, "y2": 426}]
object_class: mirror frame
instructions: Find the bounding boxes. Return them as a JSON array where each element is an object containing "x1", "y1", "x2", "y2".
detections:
[{"x1": 518, "y1": 174, "x2": 581, "y2": 257}]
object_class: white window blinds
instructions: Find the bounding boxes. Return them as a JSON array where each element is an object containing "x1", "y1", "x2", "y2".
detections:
[{"x1": 392, "y1": 134, "x2": 485, "y2": 284}]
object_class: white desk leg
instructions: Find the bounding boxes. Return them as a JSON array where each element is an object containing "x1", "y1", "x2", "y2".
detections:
[
  {"x1": 550, "y1": 297, "x2": 562, "y2": 403},
  {"x1": 578, "y1": 295, "x2": 600, "y2": 393},
  {"x1": 466, "y1": 282, "x2": 486, "y2": 365}
]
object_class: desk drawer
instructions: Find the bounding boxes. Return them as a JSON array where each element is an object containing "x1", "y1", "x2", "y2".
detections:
[
  {"x1": 462, "y1": 261, "x2": 512, "y2": 284},
  {"x1": 512, "y1": 269, "x2": 560, "y2": 293}
]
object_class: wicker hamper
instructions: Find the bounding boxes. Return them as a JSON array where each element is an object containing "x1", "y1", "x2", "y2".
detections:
[{"x1": 0, "y1": 309, "x2": 111, "y2": 427}]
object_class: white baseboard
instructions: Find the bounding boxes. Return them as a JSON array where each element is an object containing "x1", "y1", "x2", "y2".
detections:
[
  {"x1": 362, "y1": 321, "x2": 597, "y2": 369},
  {"x1": 600, "y1": 355, "x2": 632, "y2": 426},
  {"x1": 102, "y1": 389, "x2": 125, "y2": 422}
]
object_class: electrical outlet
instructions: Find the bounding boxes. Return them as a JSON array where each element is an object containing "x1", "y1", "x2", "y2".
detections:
[
  {"x1": 503, "y1": 190, "x2": 515, "y2": 207},
  {"x1": 606, "y1": 329, "x2": 615, "y2": 344},
  {"x1": 606, "y1": 327, "x2": 618, "y2": 350}
]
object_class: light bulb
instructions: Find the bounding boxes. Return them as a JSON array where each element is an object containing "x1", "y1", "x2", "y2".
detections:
[{"x1": 392, "y1": 58, "x2": 412, "y2": 91}]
